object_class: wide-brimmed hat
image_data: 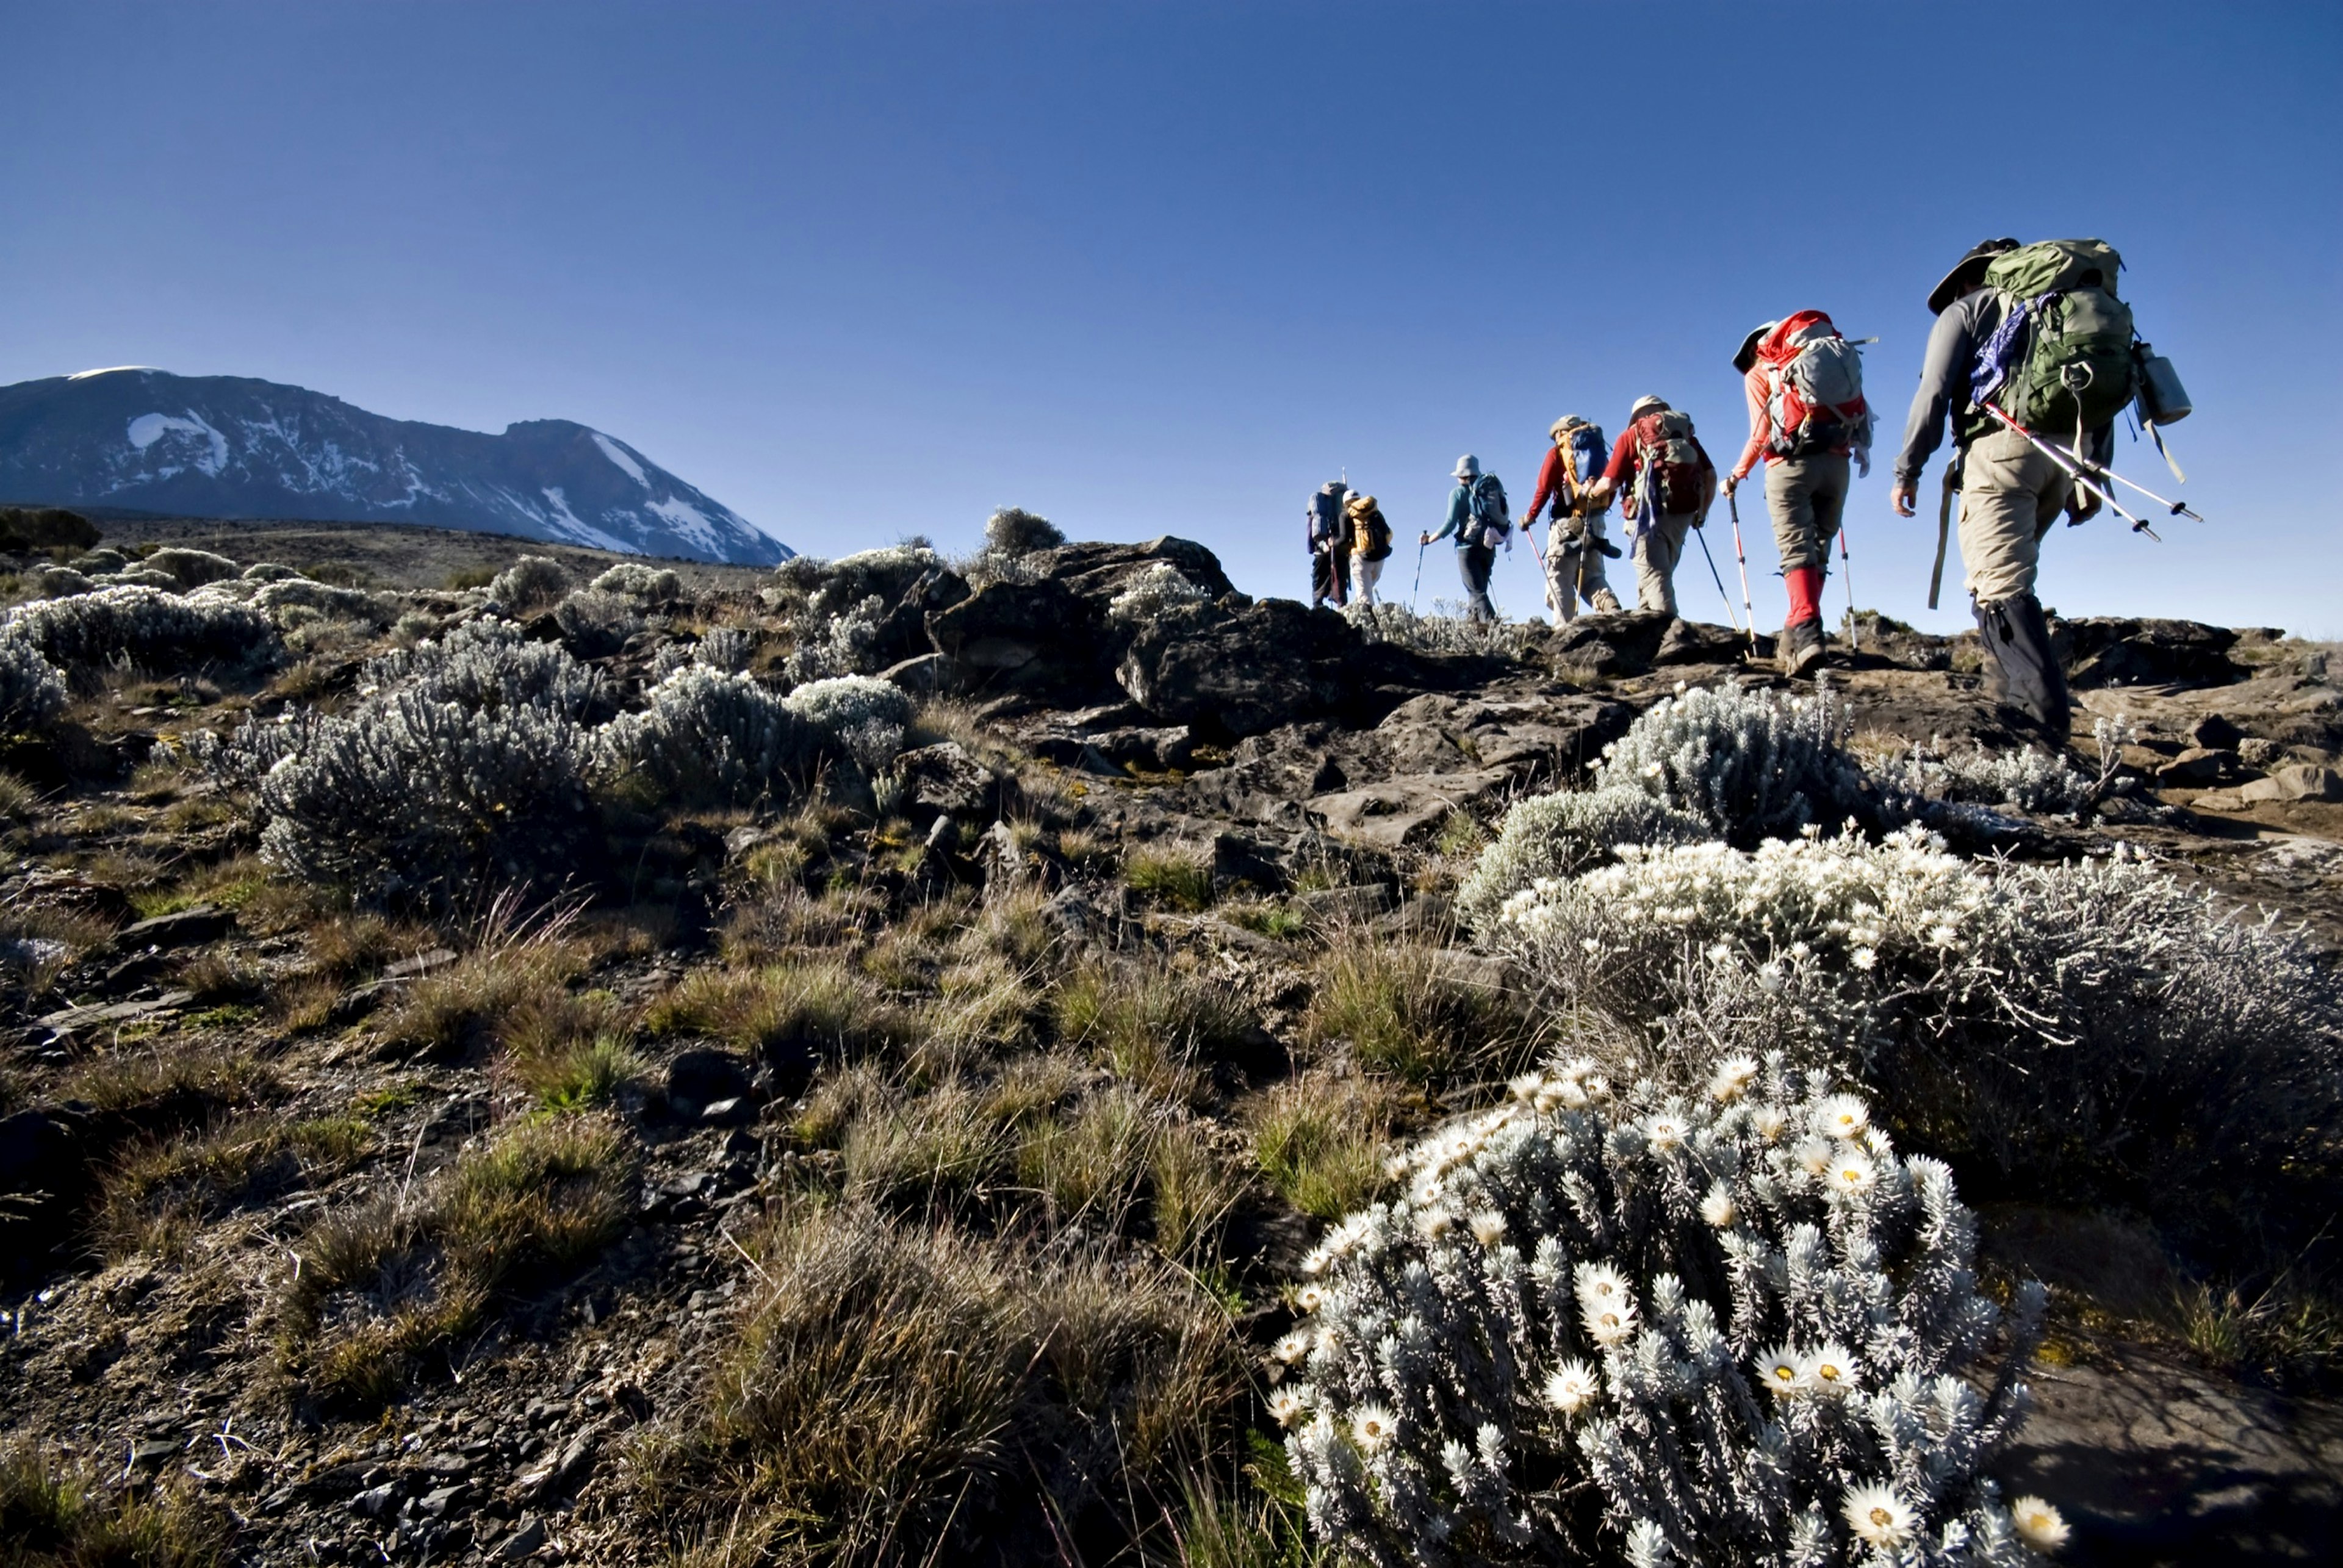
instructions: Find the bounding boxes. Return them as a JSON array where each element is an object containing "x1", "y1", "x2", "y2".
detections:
[
  {"x1": 1452, "y1": 454, "x2": 1481, "y2": 480},
  {"x1": 1732, "y1": 321, "x2": 1781, "y2": 374},
  {"x1": 1927, "y1": 237, "x2": 2021, "y2": 313},
  {"x1": 1550, "y1": 414, "x2": 1586, "y2": 441},
  {"x1": 1628, "y1": 395, "x2": 1668, "y2": 421}
]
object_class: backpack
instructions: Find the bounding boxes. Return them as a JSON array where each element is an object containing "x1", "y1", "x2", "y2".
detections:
[
  {"x1": 1350, "y1": 497, "x2": 1394, "y2": 561},
  {"x1": 1631, "y1": 411, "x2": 1706, "y2": 515},
  {"x1": 1971, "y1": 239, "x2": 2138, "y2": 441},
  {"x1": 1464, "y1": 473, "x2": 1510, "y2": 547},
  {"x1": 1558, "y1": 421, "x2": 1609, "y2": 510},
  {"x1": 1757, "y1": 311, "x2": 1873, "y2": 461},
  {"x1": 1306, "y1": 485, "x2": 1347, "y2": 549}
]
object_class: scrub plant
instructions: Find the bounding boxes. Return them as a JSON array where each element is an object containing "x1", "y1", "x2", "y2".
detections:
[{"x1": 1282, "y1": 1055, "x2": 2053, "y2": 1567}]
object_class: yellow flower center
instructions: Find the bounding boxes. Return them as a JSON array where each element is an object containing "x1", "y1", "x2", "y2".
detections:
[{"x1": 1869, "y1": 1507, "x2": 1892, "y2": 1527}]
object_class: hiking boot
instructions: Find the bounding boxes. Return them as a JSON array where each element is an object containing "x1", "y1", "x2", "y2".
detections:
[
  {"x1": 1974, "y1": 593, "x2": 2071, "y2": 741},
  {"x1": 1591, "y1": 588, "x2": 1624, "y2": 614},
  {"x1": 1780, "y1": 617, "x2": 1827, "y2": 679}
]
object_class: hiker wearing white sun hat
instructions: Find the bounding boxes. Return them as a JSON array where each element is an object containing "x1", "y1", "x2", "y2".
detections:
[{"x1": 1420, "y1": 453, "x2": 1510, "y2": 622}]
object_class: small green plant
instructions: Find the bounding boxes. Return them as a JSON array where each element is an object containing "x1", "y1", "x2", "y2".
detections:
[
  {"x1": 1247, "y1": 1073, "x2": 1397, "y2": 1221},
  {"x1": 1301, "y1": 938, "x2": 1535, "y2": 1085},
  {"x1": 1125, "y1": 843, "x2": 1217, "y2": 911},
  {"x1": 0, "y1": 1439, "x2": 228, "y2": 1567}
]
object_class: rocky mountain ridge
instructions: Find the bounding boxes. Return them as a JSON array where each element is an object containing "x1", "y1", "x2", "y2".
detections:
[{"x1": 0, "y1": 370, "x2": 788, "y2": 565}]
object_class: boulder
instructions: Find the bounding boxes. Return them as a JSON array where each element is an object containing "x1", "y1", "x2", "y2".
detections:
[
  {"x1": 1547, "y1": 612, "x2": 1676, "y2": 677},
  {"x1": 2238, "y1": 764, "x2": 2343, "y2": 804},
  {"x1": 666, "y1": 1048, "x2": 755, "y2": 1118},
  {"x1": 894, "y1": 741, "x2": 999, "y2": 825},
  {"x1": 1032, "y1": 537, "x2": 1236, "y2": 606},
  {"x1": 1307, "y1": 768, "x2": 1512, "y2": 851},
  {"x1": 2156, "y1": 747, "x2": 2234, "y2": 786},
  {"x1": 1120, "y1": 599, "x2": 1347, "y2": 739},
  {"x1": 926, "y1": 579, "x2": 1111, "y2": 703},
  {"x1": 113, "y1": 904, "x2": 235, "y2": 952},
  {"x1": 2059, "y1": 617, "x2": 2245, "y2": 690},
  {"x1": 1654, "y1": 617, "x2": 1751, "y2": 667}
]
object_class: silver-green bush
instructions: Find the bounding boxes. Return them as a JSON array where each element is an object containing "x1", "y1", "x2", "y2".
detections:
[
  {"x1": 1594, "y1": 680, "x2": 1878, "y2": 843},
  {"x1": 489, "y1": 554, "x2": 570, "y2": 613},
  {"x1": 362, "y1": 619, "x2": 602, "y2": 719},
  {"x1": 3, "y1": 584, "x2": 280, "y2": 671},
  {"x1": 597, "y1": 666, "x2": 816, "y2": 805},
  {"x1": 1456, "y1": 786, "x2": 1711, "y2": 935},
  {"x1": 0, "y1": 636, "x2": 69, "y2": 731},
  {"x1": 554, "y1": 588, "x2": 644, "y2": 657},
  {"x1": 985, "y1": 506, "x2": 1064, "y2": 555},
  {"x1": 590, "y1": 562, "x2": 683, "y2": 601},
  {"x1": 1286, "y1": 1056, "x2": 2046, "y2": 1567},
  {"x1": 143, "y1": 547, "x2": 242, "y2": 588},
  {"x1": 783, "y1": 674, "x2": 912, "y2": 772}
]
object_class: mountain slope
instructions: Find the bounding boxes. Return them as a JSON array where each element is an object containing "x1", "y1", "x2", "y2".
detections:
[{"x1": 0, "y1": 369, "x2": 789, "y2": 564}]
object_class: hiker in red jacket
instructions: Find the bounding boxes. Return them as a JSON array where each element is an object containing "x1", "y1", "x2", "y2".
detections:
[
  {"x1": 1724, "y1": 313, "x2": 1874, "y2": 677},
  {"x1": 1586, "y1": 397, "x2": 1715, "y2": 616},
  {"x1": 1520, "y1": 415, "x2": 1624, "y2": 621}
]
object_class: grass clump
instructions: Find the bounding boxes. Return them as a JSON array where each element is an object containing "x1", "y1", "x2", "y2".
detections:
[
  {"x1": 1124, "y1": 842, "x2": 1216, "y2": 911},
  {"x1": 647, "y1": 956, "x2": 909, "y2": 1060},
  {"x1": 1054, "y1": 954, "x2": 1261, "y2": 1104},
  {"x1": 628, "y1": 1203, "x2": 1236, "y2": 1566},
  {"x1": 281, "y1": 1113, "x2": 635, "y2": 1407},
  {"x1": 1300, "y1": 937, "x2": 1536, "y2": 1085},
  {"x1": 96, "y1": 1115, "x2": 371, "y2": 1260},
  {"x1": 0, "y1": 1439, "x2": 228, "y2": 1567},
  {"x1": 1247, "y1": 1072, "x2": 1399, "y2": 1222}
]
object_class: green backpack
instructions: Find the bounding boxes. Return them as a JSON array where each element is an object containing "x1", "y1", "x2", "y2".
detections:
[{"x1": 1978, "y1": 239, "x2": 2138, "y2": 437}]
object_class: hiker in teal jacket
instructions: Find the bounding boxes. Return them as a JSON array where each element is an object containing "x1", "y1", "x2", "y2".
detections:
[{"x1": 1419, "y1": 453, "x2": 1505, "y2": 622}]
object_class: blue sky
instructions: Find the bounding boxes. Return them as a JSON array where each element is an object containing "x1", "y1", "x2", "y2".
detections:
[{"x1": 2, "y1": 1, "x2": 2338, "y2": 633}]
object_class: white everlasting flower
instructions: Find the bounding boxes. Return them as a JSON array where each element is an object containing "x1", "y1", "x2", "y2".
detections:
[
  {"x1": 1350, "y1": 1404, "x2": 1398, "y2": 1453},
  {"x1": 1382, "y1": 1152, "x2": 1410, "y2": 1180},
  {"x1": 1751, "y1": 1106, "x2": 1788, "y2": 1143},
  {"x1": 1699, "y1": 1184, "x2": 1738, "y2": 1229},
  {"x1": 1555, "y1": 1079, "x2": 1591, "y2": 1110},
  {"x1": 1273, "y1": 1331, "x2": 1313, "y2": 1364},
  {"x1": 1757, "y1": 1343, "x2": 1809, "y2": 1398},
  {"x1": 1643, "y1": 1115, "x2": 1687, "y2": 1152},
  {"x1": 1802, "y1": 1342, "x2": 1858, "y2": 1397},
  {"x1": 1828, "y1": 1151, "x2": 1878, "y2": 1196},
  {"x1": 2010, "y1": 1495, "x2": 2070, "y2": 1552},
  {"x1": 1582, "y1": 1300, "x2": 1638, "y2": 1348},
  {"x1": 1417, "y1": 1208, "x2": 1456, "y2": 1243},
  {"x1": 1842, "y1": 1483, "x2": 1917, "y2": 1550},
  {"x1": 1815, "y1": 1093, "x2": 1871, "y2": 1140},
  {"x1": 1269, "y1": 1387, "x2": 1309, "y2": 1426},
  {"x1": 1544, "y1": 1359, "x2": 1601, "y2": 1415},
  {"x1": 1509, "y1": 1071, "x2": 1543, "y2": 1101},
  {"x1": 1469, "y1": 1210, "x2": 1509, "y2": 1247},
  {"x1": 1294, "y1": 1284, "x2": 1325, "y2": 1314},
  {"x1": 1574, "y1": 1262, "x2": 1631, "y2": 1310},
  {"x1": 1851, "y1": 946, "x2": 1879, "y2": 970},
  {"x1": 1795, "y1": 1136, "x2": 1836, "y2": 1176},
  {"x1": 1708, "y1": 1056, "x2": 1758, "y2": 1102}
]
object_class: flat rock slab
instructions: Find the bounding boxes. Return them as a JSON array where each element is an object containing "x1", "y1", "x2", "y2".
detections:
[
  {"x1": 37, "y1": 990, "x2": 194, "y2": 1038},
  {"x1": 1307, "y1": 769, "x2": 1511, "y2": 850},
  {"x1": 1998, "y1": 1353, "x2": 2343, "y2": 1564},
  {"x1": 112, "y1": 905, "x2": 234, "y2": 951}
]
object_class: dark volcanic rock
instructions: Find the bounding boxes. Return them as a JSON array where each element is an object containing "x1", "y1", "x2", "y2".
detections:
[
  {"x1": 926, "y1": 579, "x2": 1113, "y2": 704},
  {"x1": 1546, "y1": 612, "x2": 1677, "y2": 677},
  {"x1": 1032, "y1": 537, "x2": 1236, "y2": 606},
  {"x1": 2058, "y1": 617, "x2": 2248, "y2": 690}
]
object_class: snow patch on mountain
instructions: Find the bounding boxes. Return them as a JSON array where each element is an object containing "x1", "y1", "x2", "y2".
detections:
[
  {"x1": 539, "y1": 486, "x2": 633, "y2": 553},
  {"x1": 70, "y1": 366, "x2": 159, "y2": 381},
  {"x1": 126, "y1": 411, "x2": 230, "y2": 475},
  {"x1": 592, "y1": 432, "x2": 650, "y2": 487}
]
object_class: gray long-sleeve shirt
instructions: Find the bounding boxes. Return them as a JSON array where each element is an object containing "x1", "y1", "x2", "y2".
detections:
[{"x1": 1895, "y1": 289, "x2": 2112, "y2": 483}]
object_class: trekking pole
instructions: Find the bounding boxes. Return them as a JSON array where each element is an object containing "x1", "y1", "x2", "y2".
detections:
[
  {"x1": 1409, "y1": 539, "x2": 1426, "y2": 613},
  {"x1": 1693, "y1": 522, "x2": 1738, "y2": 633},
  {"x1": 1726, "y1": 492, "x2": 1760, "y2": 653},
  {"x1": 1926, "y1": 463, "x2": 1956, "y2": 610},
  {"x1": 1836, "y1": 520, "x2": 1859, "y2": 655},
  {"x1": 2027, "y1": 422, "x2": 2204, "y2": 522},
  {"x1": 1978, "y1": 403, "x2": 2161, "y2": 538}
]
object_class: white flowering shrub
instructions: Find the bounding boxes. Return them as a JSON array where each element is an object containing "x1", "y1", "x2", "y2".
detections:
[
  {"x1": 1594, "y1": 681, "x2": 1877, "y2": 844},
  {"x1": 803, "y1": 544, "x2": 943, "y2": 620},
  {"x1": 256, "y1": 691, "x2": 597, "y2": 904},
  {"x1": 1457, "y1": 786, "x2": 1712, "y2": 935},
  {"x1": 782, "y1": 592, "x2": 886, "y2": 684},
  {"x1": 783, "y1": 674, "x2": 912, "y2": 773},
  {"x1": 361, "y1": 619, "x2": 602, "y2": 719},
  {"x1": 694, "y1": 625, "x2": 755, "y2": 673},
  {"x1": 240, "y1": 561, "x2": 302, "y2": 582},
  {"x1": 3, "y1": 584, "x2": 280, "y2": 672},
  {"x1": 553, "y1": 588, "x2": 645, "y2": 657},
  {"x1": 251, "y1": 577, "x2": 393, "y2": 628},
  {"x1": 589, "y1": 562, "x2": 683, "y2": 600},
  {"x1": 1284, "y1": 1055, "x2": 2048, "y2": 1567},
  {"x1": 97, "y1": 567, "x2": 185, "y2": 591},
  {"x1": 985, "y1": 506, "x2": 1064, "y2": 555},
  {"x1": 1491, "y1": 830, "x2": 2343, "y2": 1243},
  {"x1": 1107, "y1": 562, "x2": 1209, "y2": 625},
  {"x1": 597, "y1": 666, "x2": 817, "y2": 805},
  {"x1": 1882, "y1": 743, "x2": 2096, "y2": 816},
  {"x1": 489, "y1": 554, "x2": 570, "y2": 613},
  {"x1": 26, "y1": 566, "x2": 92, "y2": 600},
  {"x1": 1350, "y1": 601, "x2": 1541, "y2": 662},
  {"x1": 0, "y1": 636, "x2": 69, "y2": 730},
  {"x1": 143, "y1": 546, "x2": 242, "y2": 587}
]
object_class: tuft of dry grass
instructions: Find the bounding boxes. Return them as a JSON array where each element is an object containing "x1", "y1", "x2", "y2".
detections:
[
  {"x1": 96, "y1": 1114, "x2": 371, "y2": 1260},
  {"x1": 1300, "y1": 933, "x2": 1536, "y2": 1084},
  {"x1": 1054, "y1": 954, "x2": 1261, "y2": 1105},
  {"x1": 1246, "y1": 1072, "x2": 1400, "y2": 1222},
  {"x1": 627, "y1": 1203, "x2": 1238, "y2": 1566},
  {"x1": 281, "y1": 1112, "x2": 635, "y2": 1407},
  {"x1": 378, "y1": 929, "x2": 591, "y2": 1060},
  {"x1": 56, "y1": 1043, "x2": 275, "y2": 1122},
  {"x1": 1125, "y1": 842, "x2": 1217, "y2": 912},
  {"x1": 0, "y1": 1438, "x2": 229, "y2": 1567},
  {"x1": 647, "y1": 956, "x2": 911, "y2": 1062}
]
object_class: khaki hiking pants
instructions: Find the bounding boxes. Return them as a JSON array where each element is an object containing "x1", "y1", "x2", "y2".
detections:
[
  {"x1": 1633, "y1": 511, "x2": 1694, "y2": 616},
  {"x1": 1545, "y1": 516, "x2": 1618, "y2": 622},
  {"x1": 1958, "y1": 426, "x2": 2071, "y2": 604},
  {"x1": 1352, "y1": 554, "x2": 1384, "y2": 607},
  {"x1": 1765, "y1": 452, "x2": 1848, "y2": 574}
]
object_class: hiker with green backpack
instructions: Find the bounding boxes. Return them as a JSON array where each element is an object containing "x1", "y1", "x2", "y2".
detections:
[
  {"x1": 1892, "y1": 237, "x2": 2155, "y2": 742},
  {"x1": 1420, "y1": 453, "x2": 1510, "y2": 623}
]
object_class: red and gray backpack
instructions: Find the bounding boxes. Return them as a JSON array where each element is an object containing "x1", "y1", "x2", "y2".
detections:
[
  {"x1": 1631, "y1": 411, "x2": 1707, "y2": 515},
  {"x1": 1757, "y1": 311, "x2": 1873, "y2": 462}
]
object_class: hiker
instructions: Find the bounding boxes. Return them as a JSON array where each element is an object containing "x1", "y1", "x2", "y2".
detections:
[
  {"x1": 1586, "y1": 397, "x2": 1715, "y2": 616},
  {"x1": 1419, "y1": 454, "x2": 1510, "y2": 622},
  {"x1": 1519, "y1": 415, "x2": 1625, "y2": 621},
  {"x1": 1891, "y1": 237, "x2": 2127, "y2": 742},
  {"x1": 1725, "y1": 314, "x2": 1874, "y2": 677},
  {"x1": 1345, "y1": 491, "x2": 1393, "y2": 608},
  {"x1": 1306, "y1": 480, "x2": 1351, "y2": 610}
]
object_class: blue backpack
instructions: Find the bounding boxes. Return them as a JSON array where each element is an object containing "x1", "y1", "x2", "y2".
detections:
[
  {"x1": 1564, "y1": 423, "x2": 1608, "y2": 504},
  {"x1": 1466, "y1": 473, "x2": 1511, "y2": 544}
]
